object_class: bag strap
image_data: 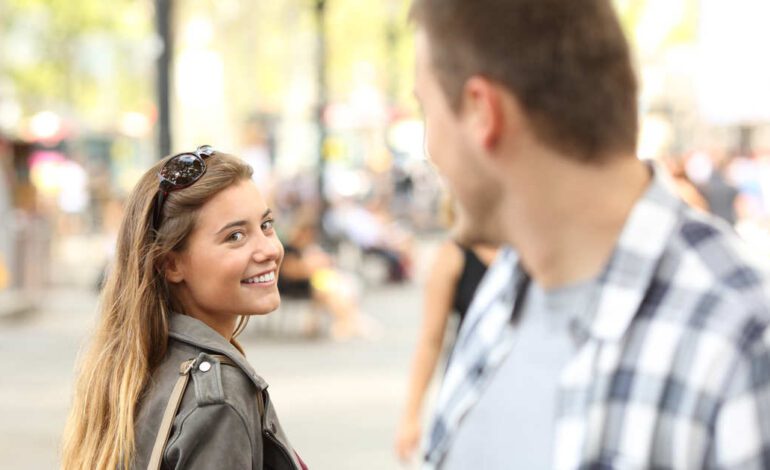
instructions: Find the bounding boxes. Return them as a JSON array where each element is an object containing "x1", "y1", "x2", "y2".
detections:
[
  {"x1": 147, "y1": 354, "x2": 236, "y2": 470},
  {"x1": 256, "y1": 385, "x2": 266, "y2": 424}
]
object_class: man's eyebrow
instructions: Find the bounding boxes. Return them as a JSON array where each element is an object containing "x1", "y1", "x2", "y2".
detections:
[
  {"x1": 262, "y1": 208, "x2": 273, "y2": 219},
  {"x1": 215, "y1": 219, "x2": 247, "y2": 235}
]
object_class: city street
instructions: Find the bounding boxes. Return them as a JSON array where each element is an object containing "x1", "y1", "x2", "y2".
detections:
[
  {"x1": 0, "y1": 243, "x2": 440, "y2": 470},
  {"x1": 4, "y1": 0, "x2": 770, "y2": 468}
]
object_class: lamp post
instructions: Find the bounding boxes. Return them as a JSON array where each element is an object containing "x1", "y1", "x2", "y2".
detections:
[
  {"x1": 385, "y1": 0, "x2": 401, "y2": 106},
  {"x1": 737, "y1": 125, "x2": 754, "y2": 158},
  {"x1": 314, "y1": 0, "x2": 329, "y2": 224},
  {"x1": 156, "y1": 0, "x2": 173, "y2": 158}
]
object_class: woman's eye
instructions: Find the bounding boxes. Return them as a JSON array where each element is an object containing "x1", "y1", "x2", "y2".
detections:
[
  {"x1": 261, "y1": 219, "x2": 275, "y2": 232},
  {"x1": 228, "y1": 231, "x2": 245, "y2": 242}
]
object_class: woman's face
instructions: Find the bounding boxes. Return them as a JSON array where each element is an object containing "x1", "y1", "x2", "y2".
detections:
[{"x1": 165, "y1": 179, "x2": 284, "y2": 337}]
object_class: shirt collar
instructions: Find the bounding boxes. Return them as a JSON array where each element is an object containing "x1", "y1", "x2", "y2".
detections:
[
  {"x1": 168, "y1": 313, "x2": 268, "y2": 390},
  {"x1": 587, "y1": 161, "x2": 685, "y2": 341}
]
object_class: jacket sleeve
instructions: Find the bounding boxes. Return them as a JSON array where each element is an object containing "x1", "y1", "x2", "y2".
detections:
[{"x1": 164, "y1": 402, "x2": 259, "y2": 469}]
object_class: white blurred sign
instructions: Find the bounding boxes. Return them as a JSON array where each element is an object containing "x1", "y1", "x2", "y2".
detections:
[{"x1": 696, "y1": 0, "x2": 770, "y2": 125}]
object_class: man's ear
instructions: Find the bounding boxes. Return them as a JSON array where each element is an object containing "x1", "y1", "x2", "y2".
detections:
[
  {"x1": 462, "y1": 76, "x2": 504, "y2": 151},
  {"x1": 163, "y1": 252, "x2": 185, "y2": 284}
]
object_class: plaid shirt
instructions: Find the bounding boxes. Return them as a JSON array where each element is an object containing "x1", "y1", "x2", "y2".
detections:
[{"x1": 424, "y1": 165, "x2": 770, "y2": 469}]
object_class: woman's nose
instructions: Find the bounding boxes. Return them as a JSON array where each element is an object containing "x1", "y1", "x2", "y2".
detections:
[{"x1": 252, "y1": 237, "x2": 282, "y2": 263}]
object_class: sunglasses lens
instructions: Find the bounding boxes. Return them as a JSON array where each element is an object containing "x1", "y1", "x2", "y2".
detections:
[{"x1": 159, "y1": 154, "x2": 205, "y2": 187}]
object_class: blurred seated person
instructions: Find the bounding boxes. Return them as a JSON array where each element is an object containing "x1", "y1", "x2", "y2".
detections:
[
  {"x1": 325, "y1": 197, "x2": 414, "y2": 282},
  {"x1": 278, "y1": 213, "x2": 369, "y2": 340}
]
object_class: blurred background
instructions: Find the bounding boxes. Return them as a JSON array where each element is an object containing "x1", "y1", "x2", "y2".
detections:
[{"x1": 1, "y1": 0, "x2": 769, "y2": 468}]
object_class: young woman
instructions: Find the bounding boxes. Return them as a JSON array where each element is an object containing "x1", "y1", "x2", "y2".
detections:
[
  {"x1": 394, "y1": 240, "x2": 498, "y2": 463},
  {"x1": 395, "y1": 193, "x2": 499, "y2": 463},
  {"x1": 61, "y1": 146, "x2": 306, "y2": 470}
]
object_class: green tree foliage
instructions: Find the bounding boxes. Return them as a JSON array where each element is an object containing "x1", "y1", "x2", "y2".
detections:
[
  {"x1": 1, "y1": 0, "x2": 154, "y2": 128},
  {"x1": 177, "y1": 0, "x2": 414, "y2": 122},
  {"x1": 614, "y1": 0, "x2": 698, "y2": 52}
]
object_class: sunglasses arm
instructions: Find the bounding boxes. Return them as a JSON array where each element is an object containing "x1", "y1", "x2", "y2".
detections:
[{"x1": 151, "y1": 189, "x2": 169, "y2": 233}]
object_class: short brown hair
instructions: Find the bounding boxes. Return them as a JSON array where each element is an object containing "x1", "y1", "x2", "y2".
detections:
[{"x1": 410, "y1": 0, "x2": 638, "y2": 160}]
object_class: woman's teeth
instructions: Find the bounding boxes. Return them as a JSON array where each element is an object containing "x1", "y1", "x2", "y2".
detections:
[{"x1": 243, "y1": 272, "x2": 275, "y2": 284}]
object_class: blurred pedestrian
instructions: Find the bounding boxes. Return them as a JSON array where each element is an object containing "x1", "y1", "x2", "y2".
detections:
[
  {"x1": 395, "y1": 194, "x2": 498, "y2": 462},
  {"x1": 240, "y1": 116, "x2": 275, "y2": 203},
  {"x1": 395, "y1": 239, "x2": 497, "y2": 463},
  {"x1": 660, "y1": 154, "x2": 709, "y2": 212},
  {"x1": 696, "y1": 152, "x2": 739, "y2": 224},
  {"x1": 61, "y1": 146, "x2": 306, "y2": 469},
  {"x1": 410, "y1": 1, "x2": 770, "y2": 469}
]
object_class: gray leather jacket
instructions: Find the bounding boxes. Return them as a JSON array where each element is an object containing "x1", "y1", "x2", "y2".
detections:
[{"x1": 131, "y1": 314, "x2": 304, "y2": 469}]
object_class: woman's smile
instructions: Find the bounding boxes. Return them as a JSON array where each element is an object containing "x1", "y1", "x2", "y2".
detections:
[{"x1": 241, "y1": 270, "x2": 278, "y2": 287}]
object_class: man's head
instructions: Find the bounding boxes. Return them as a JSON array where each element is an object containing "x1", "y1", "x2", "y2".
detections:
[
  {"x1": 411, "y1": 0, "x2": 637, "y2": 160},
  {"x1": 412, "y1": 0, "x2": 638, "y2": 243}
]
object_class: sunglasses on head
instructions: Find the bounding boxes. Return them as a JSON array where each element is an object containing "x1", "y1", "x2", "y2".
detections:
[{"x1": 151, "y1": 145, "x2": 215, "y2": 232}]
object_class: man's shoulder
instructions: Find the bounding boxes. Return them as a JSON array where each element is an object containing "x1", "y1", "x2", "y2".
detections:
[
  {"x1": 648, "y1": 208, "x2": 770, "y2": 348},
  {"x1": 667, "y1": 208, "x2": 770, "y2": 292}
]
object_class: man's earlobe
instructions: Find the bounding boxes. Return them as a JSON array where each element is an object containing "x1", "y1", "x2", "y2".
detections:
[{"x1": 163, "y1": 254, "x2": 184, "y2": 283}]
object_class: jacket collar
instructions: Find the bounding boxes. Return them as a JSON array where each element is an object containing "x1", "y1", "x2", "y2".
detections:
[
  {"x1": 168, "y1": 313, "x2": 268, "y2": 390},
  {"x1": 587, "y1": 161, "x2": 685, "y2": 341}
]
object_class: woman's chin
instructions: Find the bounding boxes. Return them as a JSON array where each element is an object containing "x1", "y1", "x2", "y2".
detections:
[{"x1": 245, "y1": 297, "x2": 281, "y2": 316}]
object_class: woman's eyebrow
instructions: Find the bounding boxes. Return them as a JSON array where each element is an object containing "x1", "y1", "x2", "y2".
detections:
[
  {"x1": 214, "y1": 209, "x2": 271, "y2": 235},
  {"x1": 215, "y1": 219, "x2": 248, "y2": 235}
]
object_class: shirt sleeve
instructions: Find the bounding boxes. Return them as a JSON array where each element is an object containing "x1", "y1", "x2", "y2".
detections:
[
  {"x1": 712, "y1": 328, "x2": 770, "y2": 469},
  {"x1": 164, "y1": 402, "x2": 258, "y2": 469}
]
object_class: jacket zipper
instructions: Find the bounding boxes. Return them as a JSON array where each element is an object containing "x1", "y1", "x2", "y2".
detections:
[{"x1": 264, "y1": 429, "x2": 299, "y2": 469}]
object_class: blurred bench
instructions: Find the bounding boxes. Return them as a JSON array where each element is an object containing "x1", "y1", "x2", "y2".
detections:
[{"x1": 246, "y1": 297, "x2": 329, "y2": 338}]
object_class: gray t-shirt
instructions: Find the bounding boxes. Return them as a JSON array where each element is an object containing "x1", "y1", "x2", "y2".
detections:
[{"x1": 442, "y1": 278, "x2": 597, "y2": 470}]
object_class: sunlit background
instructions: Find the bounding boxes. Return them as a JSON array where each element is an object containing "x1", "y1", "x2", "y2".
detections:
[{"x1": 1, "y1": 0, "x2": 769, "y2": 468}]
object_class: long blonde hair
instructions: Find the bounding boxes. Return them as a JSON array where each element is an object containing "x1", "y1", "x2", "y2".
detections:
[{"x1": 61, "y1": 151, "x2": 253, "y2": 470}]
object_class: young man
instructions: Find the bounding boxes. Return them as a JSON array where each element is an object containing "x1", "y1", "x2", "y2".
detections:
[{"x1": 410, "y1": 0, "x2": 770, "y2": 469}]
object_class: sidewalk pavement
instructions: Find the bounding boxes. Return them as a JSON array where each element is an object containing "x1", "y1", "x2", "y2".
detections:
[
  {"x1": 0, "y1": 284, "x2": 433, "y2": 469},
  {"x1": 0, "y1": 236, "x2": 444, "y2": 470},
  {"x1": 0, "y1": 289, "x2": 35, "y2": 320}
]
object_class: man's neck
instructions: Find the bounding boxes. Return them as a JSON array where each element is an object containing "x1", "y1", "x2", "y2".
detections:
[{"x1": 502, "y1": 151, "x2": 651, "y2": 289}]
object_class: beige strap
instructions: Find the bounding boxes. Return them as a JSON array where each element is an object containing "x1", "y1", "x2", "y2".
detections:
[
  {"x1": 256, "y1": 387, "x2": 265, "y2": 419},
  {"x1": 147, "y1": 355, "x2": 235, "y2": 470}
]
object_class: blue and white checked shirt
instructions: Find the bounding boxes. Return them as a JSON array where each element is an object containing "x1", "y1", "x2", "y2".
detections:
[{"x1": 424, "y1": 165, "x2": 770, "y2": 469}]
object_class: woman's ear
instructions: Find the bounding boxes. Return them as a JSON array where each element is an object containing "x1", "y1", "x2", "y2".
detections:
[{"x1": 163, "y1": 253, "x2": 185, "y2": 284}]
